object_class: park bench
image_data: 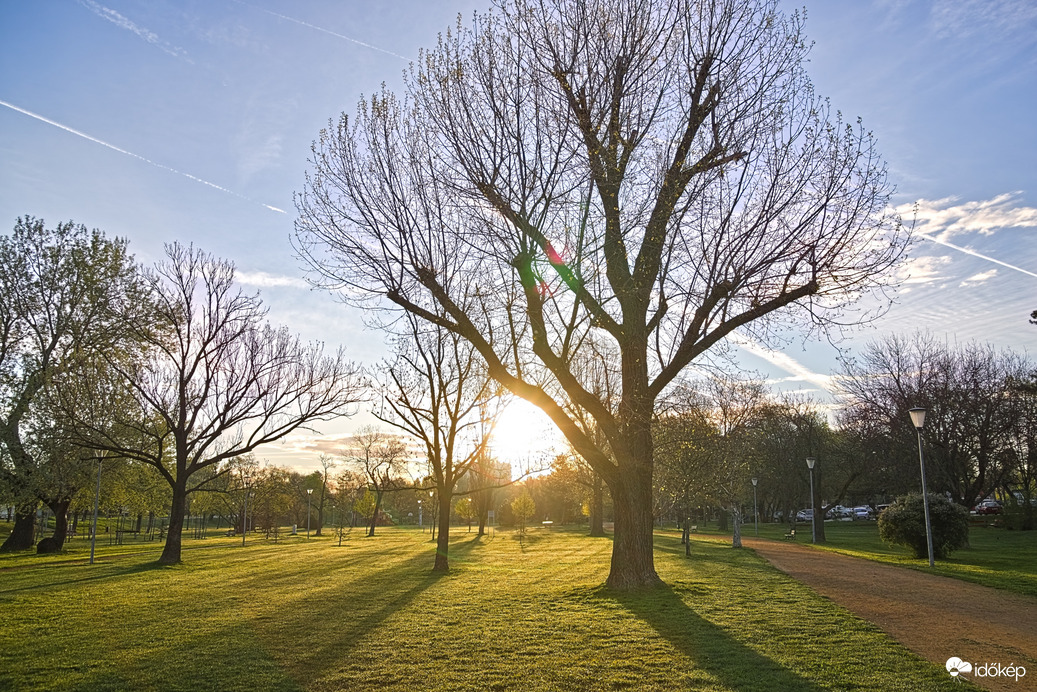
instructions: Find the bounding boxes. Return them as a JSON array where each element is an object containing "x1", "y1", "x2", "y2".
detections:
[
  {"x1": 689, "y1": 525, "x2": 698, "y2": 533},
  {"x1": 783, "y1": 528, "x2": 796, "y2": 540}
]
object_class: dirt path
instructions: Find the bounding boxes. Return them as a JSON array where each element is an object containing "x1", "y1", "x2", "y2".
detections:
[{"x1": 742, "y1": 538, "x2": 1037, "y2": 691}]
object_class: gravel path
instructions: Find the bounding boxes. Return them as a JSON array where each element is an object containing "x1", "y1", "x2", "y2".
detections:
[{"x1": 743, "y1": 538, "x2": 1037, "y2": 691}]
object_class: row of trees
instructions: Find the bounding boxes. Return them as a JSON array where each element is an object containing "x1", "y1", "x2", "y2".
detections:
[
  {"x1": 0, "y1": 218, "x2": 366, "y2": 563},
  {"x1": 650, "y1": 333, "x2": 1037, "y2": 543}
]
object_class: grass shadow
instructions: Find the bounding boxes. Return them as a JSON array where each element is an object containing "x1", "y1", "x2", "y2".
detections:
[
  {"x1": 0, "y1": 559, "x2": 170, "y2": 596},
  {"x1": 605, "y1": 582, "x2": 826, "y2": 692}
]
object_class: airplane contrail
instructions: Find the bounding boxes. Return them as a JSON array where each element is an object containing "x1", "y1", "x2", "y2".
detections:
[
  {"x1": 231, "y1": 0, "x2": 413, "y2": 62},
  {"x1": 0, "y1": 99, "x2": 286, "y2": 214},
  {"x1": 917, "y1": 232, "x2": 1037, "y2": 279}
]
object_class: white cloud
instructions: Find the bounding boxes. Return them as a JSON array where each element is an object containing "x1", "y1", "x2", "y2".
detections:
[
  {"x1": 898, "y1": 193, "x2": 1037, "y2": 242},
  {"x1": 929, "y1": 0, "x2": 1037, "y2": 41},
  {"x1": 897, "y1": 254, "x2": 952, "y2": 286},
  {"x1": 959, "y1": 269, "x2": 999, "y2": 287},
  {"x1": 236, "y1": 271, "x2": 309, "y2": 288}
]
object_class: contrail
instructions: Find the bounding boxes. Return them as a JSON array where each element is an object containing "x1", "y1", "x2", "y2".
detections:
[
  {"x1": 917, "y1": 233, "x2": 1037, "y2": 279},
  {"x1": 231, "y1": 0, "x2": 413, "y2": 62},
  {"x1": 0, "y1": 99, "x2": 285, "y2": 214},
  {"x1": 726, "y1": 332, "x2": 839, "y2": 395}
]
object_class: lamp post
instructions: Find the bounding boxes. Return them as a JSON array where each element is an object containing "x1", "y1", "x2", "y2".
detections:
[
  {"x1": 417, "y1": 499, "x2": 423, "y2": 530},
  {"x1": 241, "y1": 473, "x2": 252, "y2": 547},
  {"x1": 307, "y1": 488, "x2": 313, "y2": 539},
  {"x1": 89, "y1": 451, "x2": 105, "y2": 565},
  {"x1": 751, "y1": 477, "x2": 759, "y2": 537},
  {"x1": 806, "y1": 457, "x2": 816, "y2": 544},
  {"x1": 909, "y1": 407, "x2": 936, "y2": 568}
]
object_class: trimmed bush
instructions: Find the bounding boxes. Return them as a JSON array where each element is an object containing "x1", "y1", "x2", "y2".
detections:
[{"x1": 878, "y1": 493, "x2": 969, "y2": 559}]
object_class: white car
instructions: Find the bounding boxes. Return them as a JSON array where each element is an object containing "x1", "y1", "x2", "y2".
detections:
[{"x1": 852, "y1": 506, "x2": 873, "y2": 520}]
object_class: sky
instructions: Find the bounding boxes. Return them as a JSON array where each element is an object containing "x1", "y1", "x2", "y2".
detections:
[{"x1": 2, "y1": 0, "x2": 1035, "y2": 473}]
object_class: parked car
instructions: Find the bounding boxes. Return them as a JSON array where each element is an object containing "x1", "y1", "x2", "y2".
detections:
[
  {"x1": 795, "y1": 509, "x2": 813, "y2": 522},
  {"x1": 852, "y1": 506, "x2": 873, "y2": 520},
  {"x1": 828, "y1": 505, "x2": 854, "y2": 520},
  {"x1": 972, "y1": 499, "x2": 1002, "y2": 515}
]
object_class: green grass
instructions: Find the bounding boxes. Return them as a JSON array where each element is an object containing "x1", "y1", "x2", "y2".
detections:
[
  {"x1": 0, "y1": 525, "x2": 970, "y2": 691},
  {"x1": 695, "y1": 518, "x2": 1037, "y2": 597}
]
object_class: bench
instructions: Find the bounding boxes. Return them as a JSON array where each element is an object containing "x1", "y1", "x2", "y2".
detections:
[
  {"x1": 689, "y1": 525, "x2": 698, "y2": 533},
  {"x1": 783, "y1": 528, "x2": 796, "y2": 540}
]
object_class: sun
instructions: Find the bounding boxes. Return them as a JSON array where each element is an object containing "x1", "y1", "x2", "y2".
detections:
[{"x1": 490, "y1": 398, "x2": 563, "y2": 467}]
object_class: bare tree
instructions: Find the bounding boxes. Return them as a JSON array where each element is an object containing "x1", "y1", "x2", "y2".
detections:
[
  {"x1": 79, "y1": 243, "x2": 366, "y2": 564},
  {"x1": 839, "y1": 333, "x2": 1029, "y2": 510},
  {"x1": 377, "y1": 315, "x2": 502, "y2": 570},
  {"x1": 296, "y1": 0, "x2": 906, "y2": 588},
  {"x1": 346, "y1": 426, "x2": 409, "y2": 537}
]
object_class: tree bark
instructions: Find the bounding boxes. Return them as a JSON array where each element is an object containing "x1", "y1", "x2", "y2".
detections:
[
  {"x1": 368, "y1": 489, "x2": 384, "y2": 537},
  {"x1": 0, "y1": 500, "x2": 39, "y2": 552},
  {"x1": 37, "y1": 497, "x2": 72, "y2": 552},
  {"x1": 159, "y1": 484, "x2": 187, "y2": 564},
  {"x1": 731, "y1": 507, "x2": 742, "y2": 548},
  {"x1": 589, "y1": 473, "x2": 605, "y2": 537},
  {"x1": 606, "y1": 467, "x2": 660, "y2": 590},
  {"x1": 434, "y1": 489, "x2": 453, "y2": 572}
]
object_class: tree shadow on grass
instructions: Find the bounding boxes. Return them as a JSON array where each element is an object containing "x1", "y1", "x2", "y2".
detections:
[
  {"x1": 0, "y1": 560, "x2": 168, "y2": 596},
  {"x1": 605, "y1": 583, "x2": 826, "y2": 692},
  {"x1": 255, "y1": 550, "x2": 448, "y2": 688}
]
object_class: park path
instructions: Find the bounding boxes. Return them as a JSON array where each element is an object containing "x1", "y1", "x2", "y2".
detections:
[{"x1": 742, "y1": 538, "x2": 1037, "y2": 691}]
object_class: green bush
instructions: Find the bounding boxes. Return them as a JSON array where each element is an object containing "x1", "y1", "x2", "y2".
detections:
[{"x1": 878, "y1": 493, "x2": 969, "y2": 559}]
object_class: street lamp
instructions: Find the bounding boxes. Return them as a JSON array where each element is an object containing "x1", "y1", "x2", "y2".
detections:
[
  {"x1": 806, "y1": 457, "x2": 816, "y2": 543},
  {"x1": 241, "y1": 473, "x2": 252, "y2": 547},
  {"x1": 909, "y1": 407, "x2": 935, "y2": 567},
  {"x1": 751, "y1": 477, "x2": 759, "y2": 537},
  {"x1": 307, "y1": 488, "x2": 313, "y2": 539},
  {"x1": 417, "y1": 499, "x2": 423, "y2": 530},
  {"x1": 89, "y1": 451, "x2": 105, "y2": 565}
]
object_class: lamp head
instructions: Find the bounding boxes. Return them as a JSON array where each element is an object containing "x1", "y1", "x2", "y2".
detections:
[
  {"x1": 806, "y1": 457, "x2": 815, "y2": 470},
  {"x1": 908, "y1": 407, "x2": 926, "y2": 430},
  {"x1": 751, "y1": 477, "x2": 758, "y2": 487},
  {"x1": 307, "y1": 488, "x2": 313, "y2": 495}
]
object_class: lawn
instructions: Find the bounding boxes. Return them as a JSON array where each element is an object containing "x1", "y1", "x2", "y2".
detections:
[
  {"x1": 0, "y1": 525, "x2": 968, "y2": 691},
  {"x1": 695, "y1": 518, "x2": 1037, "y2": 597}
]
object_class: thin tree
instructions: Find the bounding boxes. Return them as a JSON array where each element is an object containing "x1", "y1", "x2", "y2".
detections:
[
  {"x1": 377, "y1": 316, "x2": 503, "y2": 570},
  {"x1": 296, "y1": 0, "x2": 907, "y2": 588},
  {"x1": 78, "y1": 243, "x2": 365, "y2": 564},
  {"x1": 346, "y1": 426, "x2": 408, "y2": 537}
]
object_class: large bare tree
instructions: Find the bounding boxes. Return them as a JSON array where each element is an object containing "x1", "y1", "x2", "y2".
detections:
[
  {"x1": 81, "y1": 243, "x2": 366, "y2": 564},
  {"x1": 296, "y1": 0, "x2": 906, "y2": 588}
]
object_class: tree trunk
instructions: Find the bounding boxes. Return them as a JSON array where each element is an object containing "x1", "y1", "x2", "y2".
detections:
[
  {"x1": 731, "y1": 507, "x2": 742, "y2": 549},
  {"x1": 159, "y1": 485, "x2": 187, "y2": 564},
  {"x1": 477, "y1": 510, "x2": 488, "y2": 536},
  {"x1": 0, "y1": 500, "x2": 39, "y2": 552},
  {"x1": 606, "y1": 467, "x2": 660, "y2": 590},
  {"x1": 368, "y1": 489, "x2": 383, "y2": 537},
  {"x1": 589, "y1": 473, "x2": 605, "y2": 537},
  {"x1": 434, "y1": 488, "x2": 453, "y2": 572},
  {"x1": 37, "y1": 497, "x2": 72, "y2": 552}
]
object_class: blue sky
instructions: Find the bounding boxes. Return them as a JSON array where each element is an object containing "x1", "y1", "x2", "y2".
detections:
[{"x1": 2, "y1": 1, "x2": 1035, "y2": 470}]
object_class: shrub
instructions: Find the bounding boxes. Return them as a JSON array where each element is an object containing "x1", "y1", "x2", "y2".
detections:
[{"x1": 878, "y1": 493, "x2": 969, "y2": 559}]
